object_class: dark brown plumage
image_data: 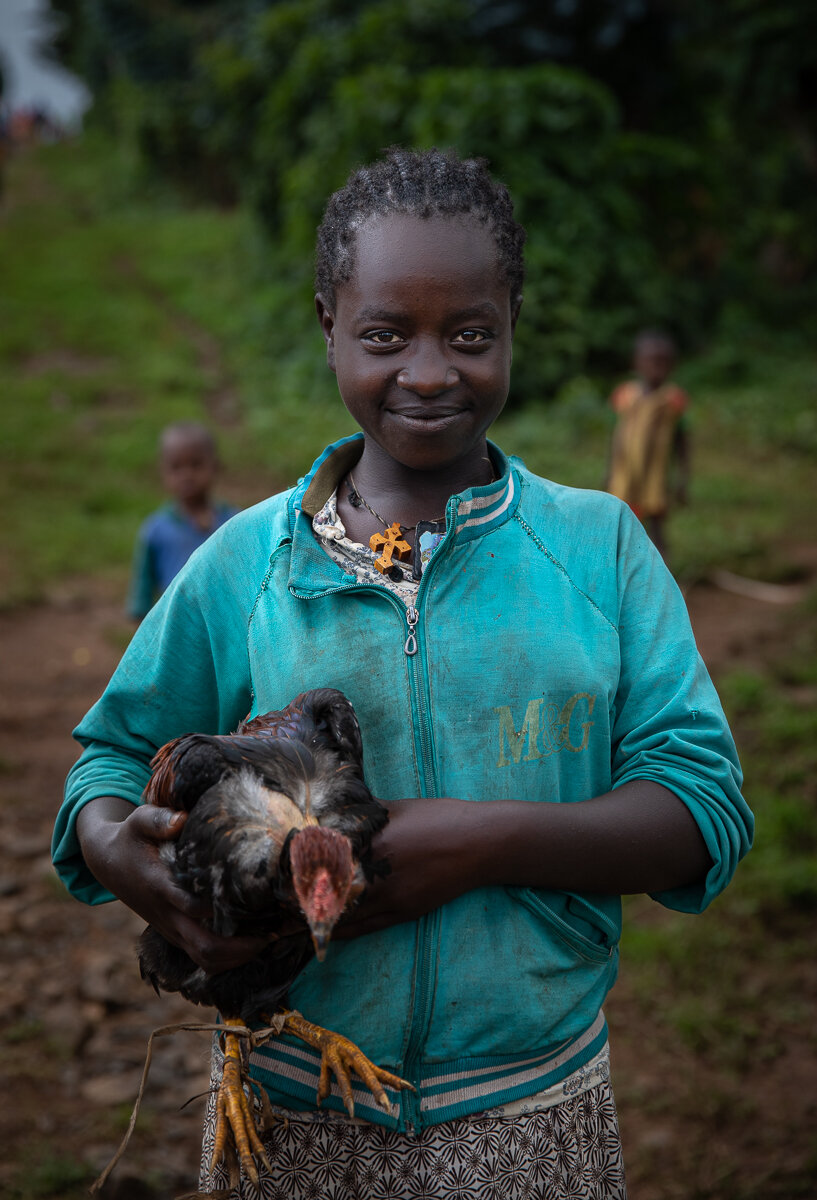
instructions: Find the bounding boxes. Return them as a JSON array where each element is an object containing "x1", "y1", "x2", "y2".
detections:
[
  {"x1": 136, "y1": 689, "x2": 411, "y2": 1184},
  {"x1": 138, "y1": 688, "x2": 387, "y2": 1019}
]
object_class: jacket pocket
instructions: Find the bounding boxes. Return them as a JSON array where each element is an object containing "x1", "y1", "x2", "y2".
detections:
[{"x1": 505, "y1": 887, "x2": 619, "y2": 964}]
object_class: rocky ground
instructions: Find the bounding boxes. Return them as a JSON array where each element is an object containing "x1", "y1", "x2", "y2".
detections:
[{"x1": 0, "y1": 566, "x2": 812, "y2": 1200}]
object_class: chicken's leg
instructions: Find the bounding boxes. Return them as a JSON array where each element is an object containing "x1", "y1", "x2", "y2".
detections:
[
  {"x1": 273, "y1": 1010, "x2": 414, "y2": 1118},
  {"x1": 211, "y1": 1012, "x2": 413, "y2": 1186},
  {"x1": 211, "y1": 1017, "x2": 270, "y2": 1187}
]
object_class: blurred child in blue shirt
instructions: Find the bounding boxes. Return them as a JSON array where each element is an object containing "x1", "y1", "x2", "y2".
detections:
[{"x1": 127, "y1": 422, "x2": 236, "y2": 621}]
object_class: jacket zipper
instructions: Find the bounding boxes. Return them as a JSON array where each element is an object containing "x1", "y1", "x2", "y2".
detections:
[
  {"x1": 395, "y1": 499, "x2": 458, "y2": 1131},
  {"x1": 291, "y1": 503, "x2": 458, "y2": 1131},
  {"x1": 403, "y1": 604, "x2": 419, "y2": 655},
  {"x1": 400, "y1": 627, "x2": 438, "y2": 1130}
]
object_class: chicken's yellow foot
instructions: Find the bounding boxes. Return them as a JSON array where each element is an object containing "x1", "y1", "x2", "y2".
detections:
[
  {"x1": 212, "y1": 1017, "x2": 271, "y2": 1188},
  {"x1": 272, "y1": 1009, "x2": 414, "y2": 1119}
]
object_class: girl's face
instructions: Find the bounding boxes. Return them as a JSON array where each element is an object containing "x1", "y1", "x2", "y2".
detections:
[{"x1": 317, "y1": 213, "x2": 519, "y2": 476}]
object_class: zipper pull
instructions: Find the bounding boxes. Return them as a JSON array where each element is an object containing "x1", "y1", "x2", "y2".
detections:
[{"x1": 404, "y1": 605, "x2": 419, "y2": 656}]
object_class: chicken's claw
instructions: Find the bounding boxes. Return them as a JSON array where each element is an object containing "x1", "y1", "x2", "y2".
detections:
[
  {"x1": 276, "y1": 1010, "x2": 414, "y2": 1119},
  {"x1": 212, "y1": 1019, "x2": 270, "y2": 1187}
]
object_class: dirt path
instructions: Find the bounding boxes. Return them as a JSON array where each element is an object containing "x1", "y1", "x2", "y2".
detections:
[
  {"x1": 0, "y1": 578, "x2": 210, "y2": 1199},
  {"x1": 0, "y1": 565, "x2": 811, "y2": 1199}
]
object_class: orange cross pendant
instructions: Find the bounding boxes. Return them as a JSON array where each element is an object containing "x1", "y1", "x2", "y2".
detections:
[{"x1": 370, "y1": 523, "x2": 411, "y2": 574}]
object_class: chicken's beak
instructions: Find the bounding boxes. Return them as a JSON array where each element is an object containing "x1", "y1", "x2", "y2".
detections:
[{"x1": 310, "y1": 921, "x2": 333, "y2": 962}]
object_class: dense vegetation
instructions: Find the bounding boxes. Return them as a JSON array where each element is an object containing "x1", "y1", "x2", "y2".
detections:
[{"x1": 49, "y1": 0, "x2": 817, "y2": 403}]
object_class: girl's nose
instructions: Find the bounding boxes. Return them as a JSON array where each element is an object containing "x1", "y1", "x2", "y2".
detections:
[
  {"x1": 395, "y1": 360, "x2": 458, "y2": 393},
  {"x1": 396, "y1": 346, "x2": 459, "y2": 396}
]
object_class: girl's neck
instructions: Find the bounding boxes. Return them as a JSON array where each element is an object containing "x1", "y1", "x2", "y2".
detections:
[{"x1": 350, "y1": 439, "x2": 495, "y2": 527}]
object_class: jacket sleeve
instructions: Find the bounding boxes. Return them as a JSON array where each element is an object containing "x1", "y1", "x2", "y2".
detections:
[
  {"x1": 52, "y1": 526, "x2": 256, "y2": 905},
  {"x1": 609, "y1": 505, "x2": 753, "y2": 913}
]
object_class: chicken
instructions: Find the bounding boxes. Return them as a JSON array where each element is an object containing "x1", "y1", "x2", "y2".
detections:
[{"x1": 137, "y1": 688, "x2": 411, "y2": 1186}]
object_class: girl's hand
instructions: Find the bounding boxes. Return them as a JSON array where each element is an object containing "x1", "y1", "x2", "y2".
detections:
[
  {"x1": 336, "y1": 797, "x2": 487, "y2": 939},
  {"x1": 76, "y1": 797, "x2": 270, "y2": 973}
]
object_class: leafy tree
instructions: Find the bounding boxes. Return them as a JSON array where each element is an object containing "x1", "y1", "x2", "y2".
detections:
[{"x1": 51, "y1": 0, "x2": 816, "y2": 399}]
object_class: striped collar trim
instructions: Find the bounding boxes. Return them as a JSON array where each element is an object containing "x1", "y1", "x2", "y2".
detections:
[{"x1": 454, "y1": 467, "x2": 518, "y2": 537}]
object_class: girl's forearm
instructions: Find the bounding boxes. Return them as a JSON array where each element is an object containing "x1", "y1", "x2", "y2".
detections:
[
  {"x1": 76, "y1": 795, "x2": 139, "y2": 894},
  {"x1": 336, "y1": 783, "x2": 712, "y2": 939},
  {"x1": 469, "y1": 780, "x2": 711, "y2": 894},
  {"x1": 76, "y1": 794, "x2": 137, "y2": 836}
]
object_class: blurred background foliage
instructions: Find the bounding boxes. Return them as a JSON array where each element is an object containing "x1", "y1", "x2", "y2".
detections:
[
  {"x1": 3, "y1": 0, "x2": 815, "y2": 603},
  {"x1": 50, "y1": 0, "x2": 817, "y2": 403}
]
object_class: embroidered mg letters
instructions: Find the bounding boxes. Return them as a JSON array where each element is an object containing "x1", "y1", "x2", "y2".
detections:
[{"x1": 494, "y1": 693, "x2": 597, "y2": 767}]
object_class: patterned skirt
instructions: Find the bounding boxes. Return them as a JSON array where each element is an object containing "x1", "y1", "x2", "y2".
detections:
[{"x1": 199, "y1": 1058, "x2": 627, "y2": 1200}]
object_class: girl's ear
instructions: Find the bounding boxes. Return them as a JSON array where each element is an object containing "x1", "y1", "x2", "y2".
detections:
[
  {"x1": 510, "y1": 295, "x2": 523, "y2": 335},
  {"x1": 315, "y1": 294, "x2": 337, "y2": 372}
]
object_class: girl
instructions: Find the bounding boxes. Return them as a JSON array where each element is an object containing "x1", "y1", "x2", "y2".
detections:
[{"x1": 53, "y1": 149, "x2": 752, "y2": 1200}]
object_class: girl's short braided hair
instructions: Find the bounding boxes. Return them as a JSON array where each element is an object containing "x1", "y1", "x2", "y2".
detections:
[{"x1": 315, "y1": 147, "x2": 526, "y2": 309}]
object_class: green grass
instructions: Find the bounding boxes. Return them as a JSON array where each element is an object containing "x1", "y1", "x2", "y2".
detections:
[
  {"x1": 5, "y1": 1152, "x2": 95, "y2": 1200},
  {"x1": 2, "y1": 1018, "x2": 46, "y2": 1046}
]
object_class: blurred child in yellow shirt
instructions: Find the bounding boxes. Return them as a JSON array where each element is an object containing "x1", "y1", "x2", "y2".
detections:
[{"x1": 607, "y1": 330, "x2": 690, "y2": 561}]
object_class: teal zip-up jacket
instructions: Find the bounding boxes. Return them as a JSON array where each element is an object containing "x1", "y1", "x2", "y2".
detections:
[{"x1": 53, "y1": 435, "x2": 752, "y2": 1132}]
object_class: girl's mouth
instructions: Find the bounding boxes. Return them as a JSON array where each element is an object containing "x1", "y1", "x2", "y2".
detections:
[{"x1": 388, "y1": 408, "x2": 464, "y2": 430}]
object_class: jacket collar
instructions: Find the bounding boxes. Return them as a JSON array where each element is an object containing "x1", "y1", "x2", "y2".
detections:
[
  {"x1": 297, "y1": 433, "x2": 365, "y2": 518},
  {"x1": 287, "y1": 434, "x2": 521, "y2": 596}
]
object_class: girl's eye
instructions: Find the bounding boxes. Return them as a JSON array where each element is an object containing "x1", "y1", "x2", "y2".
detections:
[
  {"x1": 362, "y1": 330, "x2": 404, "y2": 346},
  {"x1": 453, "y1": 329, "x2": 490, "y2": 345}
]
